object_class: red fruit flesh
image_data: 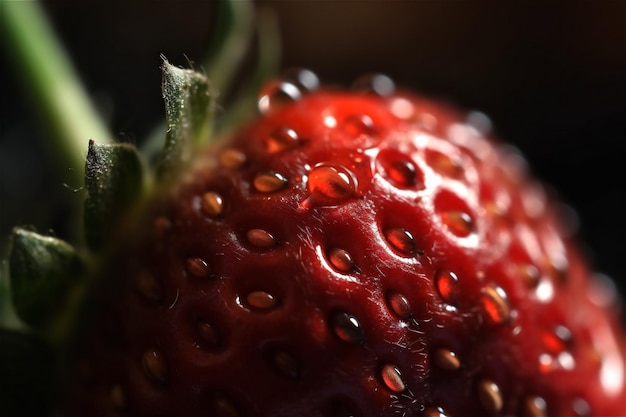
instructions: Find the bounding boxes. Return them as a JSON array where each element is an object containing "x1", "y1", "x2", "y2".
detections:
[{"x1": 65, "y1": 89, "x2": 625, "y2": 417}]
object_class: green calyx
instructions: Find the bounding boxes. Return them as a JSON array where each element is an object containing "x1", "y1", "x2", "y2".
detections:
[
  {"x1": 1, "y1": 1, "x2": 280, "y2": 415},
  {"x1": 8, "y1": 229, "x2": 85, "y2": 334},
  {"x1": 5, "y1": 61, "x2": 216, "y2": 341},
  {"x1": 84, "y1": 140, "x2": 145, "y2": 250},
  {"x1": 2, "y1": 0, "x2": 281, "y2": 338},
  {"x1": 158, "y1": 60, "x2": 215, "y2": 180}
]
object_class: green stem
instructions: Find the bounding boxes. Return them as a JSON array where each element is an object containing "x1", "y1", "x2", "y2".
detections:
[
  {"x1": 218, "y1": 5, "x2": 281, "y2": 134},
  {"x1": 202, "y1": 0, "x2": 255, "y2": 99},
  {"x1": 1, "y1": 0, "x2": 112, "y2": 184}
]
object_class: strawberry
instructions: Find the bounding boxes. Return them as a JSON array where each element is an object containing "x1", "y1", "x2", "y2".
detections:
[
  {"x1": 3, "y1": 2, "x2": 623, "y2": 416},
  {"x1": 31, "y1": 69, "x2": 618, "y2": 417}
]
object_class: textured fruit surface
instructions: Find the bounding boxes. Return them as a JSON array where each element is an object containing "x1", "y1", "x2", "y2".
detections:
[{"x1": 64, "y1": 84, "x2": 625, "y2": 417}]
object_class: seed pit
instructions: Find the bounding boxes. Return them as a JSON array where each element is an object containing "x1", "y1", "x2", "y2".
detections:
[
  {"x1": 266, "y1": 127, "x2": 300, "y2": 153},
  {"x1": 381, "y1": 364, "x2": 405, "y2": 392},
  {"x1": 477, "y1": 379, "x2": 503, "y2": 413},
  {"x1": 186, "y1": 257, "x2": 211, "y2": 278},
  {"x1": 219, "y1": 149, "x2": 246, "y2": 169},
  {"x1": 110, "y1": 385, "x2": 126, "y2": 410},
  {"x1": 254, "y1": 171, "x2": 288, "y2": 193},
  {"x1": 135, "y1": 270, "x2": 162, "y2": 302},
  {"x1": 269, "y1": 349, "x2": 300, "y2": 379},
  {"x1": 330, "y1": 312, "x2": 366, "y2": 344},
  {"x1": 196, "y1": 320, "x2": 220, "y2": 349},
  {"x1": 340, "y1": 114, "x2": 375, "y2": 137},
  {"x1": 246, "y1": 291, "x2": 278, "y2": 310},
  {"x1": 385, "y1": 290, "x2": 412, "y2": 320},
  {"x1": 383, "y1": 227, "x2": 418, "y2": 256},
  {"x1": 246, "y1": 229, "x2": 276, "y2": 248},
  {"x1": 376, "y1": 149, "x2": 421, "y2": 188},
  {"x1": 524, "y1": 396, "x2": 548, "y2": 417},
  {"x1": 433, "y1": 348, "x2": 461, "y2": 371},
  {"x1": 141, "y1": 349, "x2": 168, "y2": 384},
  {"x1": 434, "y1": 190, "x2": 476, "y2": 238},
  {"x1": 308, "y1": 165, "x2": 356, "y2": 203},
  {"x1": 518, "y1": 264, "x2": 541, "y2": 289},
  {"x1": 441, "y1": 210, "x2": 474, "y2": 237},
  {"x1": 201, "y1": 192, "x2": 224, "y2": 217},
  {"x1": 328, "y1": 248, "x2": 355, "y2": 273},
  {"x1": 481, "y1": 284, "x2": 511, "y2": 325},
  {"x1": 427, "y1": 150, "x2": 465, "y2": 179},
  {"x1": 422, "y1": 406, "x2": 448, "y2": 417},
  {"x1": 434, "y1": 269, "x2": 460, "y2": 306}
]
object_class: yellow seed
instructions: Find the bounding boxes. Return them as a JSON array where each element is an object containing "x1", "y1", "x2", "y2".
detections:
[
  {"x1": 381, "y1": 364, "x2": 405, "y2": 392},
  {"x1": 477, "y1": 379, "x2": 503, "y2": 412},
  {"x1": 201, "y1": 192, "x2": 224, "y2": 216},
  {"x1": 246, "y1": 291, "x2": 277, "y2": 310},
  {"x1": 246, "y1": 229, "x2": 276, "y2": 248},
  {"x1": 433, "y1": 348, "x2": 461, "y2": 371},
  {"x1": 219, "y1": 149, "x2": 246, "y2": 169}
]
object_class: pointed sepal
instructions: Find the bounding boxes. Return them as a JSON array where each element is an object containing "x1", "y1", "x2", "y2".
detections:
[
  {"x1": 84, "y1": 140, "x2": 145, "y2": 250},
  {"x1": 8, "y1": 228, "x2": 85, "y2": 330},
  {"x1": 158, "y1": 60, "x2": 215, "y2": 180}
]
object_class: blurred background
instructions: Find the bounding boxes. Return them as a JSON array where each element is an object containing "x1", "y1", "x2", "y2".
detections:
[{"x1": 1, "y1": 1, "x2": 624, "y2": 298}]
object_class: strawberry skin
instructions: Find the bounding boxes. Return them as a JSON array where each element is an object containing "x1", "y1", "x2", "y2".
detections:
[{"x1": 64, "y1": 85, "x2": 625, "y2": 417}]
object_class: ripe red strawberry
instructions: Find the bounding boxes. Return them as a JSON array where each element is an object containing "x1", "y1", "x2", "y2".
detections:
[{"x1": 46, "y1": 71, "x2": 624, "y2": 417}]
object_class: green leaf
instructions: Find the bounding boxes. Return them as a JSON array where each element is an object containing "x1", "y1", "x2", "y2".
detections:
[
  {"x1": 8, "y1": 229, "x2": 84, "y2": 330},
  {"x1": 157, "y1": 60, "x2": 215, "y2": 180},
  {"x1": 84, "y1": 140, "x2": 145, "y2": 250}
]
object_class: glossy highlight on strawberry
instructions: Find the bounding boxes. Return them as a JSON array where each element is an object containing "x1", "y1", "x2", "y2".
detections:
[{"x1": 61, "y1": 71, "x2": 625, "y2": 417}]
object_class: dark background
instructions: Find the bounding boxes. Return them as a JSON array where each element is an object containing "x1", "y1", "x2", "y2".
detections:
[{"x1": 1, "y1": 1, "x2": 624, "y2": 298}]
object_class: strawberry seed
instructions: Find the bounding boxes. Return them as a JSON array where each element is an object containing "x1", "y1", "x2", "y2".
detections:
[
  {"x1": 201, "y1": 192, "x2": 224, "y2": 217},
  {"x1": 421, "y1": 406, "x2": 448, "y2": 417},
  {"x1": 481, "y1": 284, "x2": 511, "y2": 324},
  {"x1": 381, "y1": 364, "x2": 405, "y2": 393},
  {"x1": 433, "y1": 348, "x2": 461, "y2": 371},
  {"x1": 141, "y1": 349, "x2": 168, "y2": 384},
  {"x1": 477, "y1": 379, "x2": 503, "y2": 412},
  {"x1": 246, "y1": 291, "x2": 277, "y2": 310},
  {"x1": 524, "y1": 396, "x2": 548, "y2": 417},
  {"x1": 110, "y1": 385, "x2": 126, "y2": 410},
  {"x1": 383, "y1": 227, "x2": 417, "y2": 256},
  {"x1": 385, "y1": 290, "x2": 412, "y2": 320},
  {"x1": 135, "y1": 270, "x2": 162, "y2": 302},
  {"x1": 246, "y1": 229, "x2": 276, "y2": 248},
  {"x1": 330, "y1": 312, "x2": 365, "y2": 344},
  {"x1": 186, "y1": 257, "x2": 211, "y2": 278},
  {"x1": 266, "y1": 126, "x2": 299, "y2": 153},
  {"x1": 308, "y1": 165, "x2": 355, "y2": 201},
  {"x1": 254, "y1": 171, "x2": 288, "y2": 193},
  {"x1": 328, "y1": 248, "x2": 355, "y2": 273},
  {"x1": 435, "y1": 269, "x2": 460, "y2": 306},
  {"x1": 219, "y1": 149, "x2": 247, "y2": 169},
  {"x1": 441, "y1": 210, "x2": 474, "y2": 237}
]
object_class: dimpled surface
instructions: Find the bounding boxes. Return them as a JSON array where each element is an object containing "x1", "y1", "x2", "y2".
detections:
[{"x1": 65, "y1": 89, "x2": 625, "y2": 417}]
